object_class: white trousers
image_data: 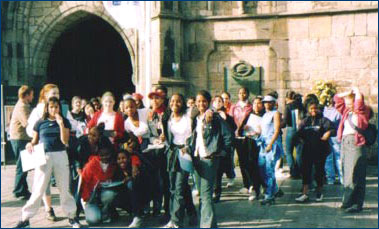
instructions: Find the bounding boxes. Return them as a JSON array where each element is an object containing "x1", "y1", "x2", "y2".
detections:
[{"x1": 22, "y1": 150, "x2": 76, "y2": 221}]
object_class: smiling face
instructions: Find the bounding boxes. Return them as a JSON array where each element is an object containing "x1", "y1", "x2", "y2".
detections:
[
  {"x1": 72, "y1": 98, "x2": 82, "y2": 112},
  {"x1": 308, "y1": 104, "x2": 319, "y2": 117},
  {"x1": 151, "y1": 96, "x2": 164, "y2": 111},
  {"x1": 124, "y1": 100, "x2": 137, "y2": 117},
  {"x1": 117, "y1": 152, "x2": 129, "y2": 170},
  {"x1": 196, "y1": 94, "x2": 209, "y2": 113},
  {"x1": 170, "y1": 94, "x2": 184, "y2": 114},
  {"x1": 84, "y1": 104, "x2": 95, "y2": 117},
  {"x1": 212, "y1": 97, "x2": 224, "y2": 111},
  {"x1": 102, "y1": 95, "x2": 115, "y2": 112},
  {"x1": 186, "y1": 99, "x2": 195, "y2": 108},
  {"x1": 221, "y1": 93, "x2": 230, "y2": 106}
]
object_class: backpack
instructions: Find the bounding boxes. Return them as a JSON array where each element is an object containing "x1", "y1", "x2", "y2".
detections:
[{"x1": 348, "y1": 116, "x2": 377, "y2": 146}]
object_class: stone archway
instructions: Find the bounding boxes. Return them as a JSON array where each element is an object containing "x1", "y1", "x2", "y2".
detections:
[{"x1": 29, "y1": 4, "x2": 138, "y2": 99}]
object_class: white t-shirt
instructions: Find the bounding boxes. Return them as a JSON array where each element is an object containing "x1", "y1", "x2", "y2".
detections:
[
  {"x1": 27, "y1": 103, "x2": 45, "y2": 137},
  {"x1": 168, "y1": 113, "x2": 192, "y2": 145},
  {"x1": 343, "y1": 112, "x2": 358, "y2": 136},
  {"x1": 97, "y1": 112, "x2": 116, "y2": 130},
  {"x1": 244, "y1": 113, "x2": 262, "y2": 137},
  {"x1": 195, "y1": 114, "x2": 210, "y2": 158},
  {"x1": 124, "y1": 108, "x2": 150, "y2": 138}
]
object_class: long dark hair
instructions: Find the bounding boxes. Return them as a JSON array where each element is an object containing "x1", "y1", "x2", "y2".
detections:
[{"x1": 42, "y1": 97, "x2": 62, "y2": 120}]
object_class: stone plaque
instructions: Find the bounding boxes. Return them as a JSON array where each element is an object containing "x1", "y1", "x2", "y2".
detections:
[{"x1": 224, "y1": 61, "x2": 261, "y2": 103}]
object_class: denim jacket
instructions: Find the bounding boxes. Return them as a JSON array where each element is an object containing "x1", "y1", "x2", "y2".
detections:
[{"x1": 186, "y1": 112, "x2": 234, "y2": 158}]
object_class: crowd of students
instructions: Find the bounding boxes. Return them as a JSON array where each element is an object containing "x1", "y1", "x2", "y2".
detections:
[{"x1": 9, "y1": 83, "x2": 373, "y2": 228}]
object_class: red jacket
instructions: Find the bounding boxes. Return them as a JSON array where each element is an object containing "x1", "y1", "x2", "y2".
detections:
[
  {"x1": 334, "y1": 95, "x2": 370, "y2": 146},
  {"x1": 80, "y1": 156, "x2": 116, "y2": 201},
  {"x1": 87, "y1": 110, "x2": 125, "y2": 145}
]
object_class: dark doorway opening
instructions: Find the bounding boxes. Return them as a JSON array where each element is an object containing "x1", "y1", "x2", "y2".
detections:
[{"x1": 47, "y1": 15, "x2": 134, "y2": 104}]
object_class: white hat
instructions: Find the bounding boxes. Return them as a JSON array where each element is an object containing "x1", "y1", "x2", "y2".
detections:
[{"x1": 262, "y1": 95, "x2": 276, "y2": 103}]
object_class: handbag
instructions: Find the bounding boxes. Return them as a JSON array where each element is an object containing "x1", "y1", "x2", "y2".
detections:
[{"x1": 348, "y1": 115, "x2": 377, "y2": 146}]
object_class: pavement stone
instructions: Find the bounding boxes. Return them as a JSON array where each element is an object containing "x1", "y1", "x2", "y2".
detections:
[{"x1": 1, "y1": 164, "x2": 378, "y2": 228}]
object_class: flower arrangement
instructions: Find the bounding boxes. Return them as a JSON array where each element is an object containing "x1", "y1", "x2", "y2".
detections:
[{"x1": 312, "y1": 80, "x2": 337, "y2": 107}]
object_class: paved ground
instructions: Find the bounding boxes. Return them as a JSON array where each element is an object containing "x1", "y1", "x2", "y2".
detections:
[{"x1": 1, "y1": 164, "x2": 378, "y2": 228}]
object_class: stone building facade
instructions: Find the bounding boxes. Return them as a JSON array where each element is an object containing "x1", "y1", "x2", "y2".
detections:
[{"x1": 1, "y1": 1, "x2": 378, "y2": 157}]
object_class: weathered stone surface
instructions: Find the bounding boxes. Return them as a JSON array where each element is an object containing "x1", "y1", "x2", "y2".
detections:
[
  {"x1": 354, "y1": 13, "x2": 367, "y2": 36},
  {"x1": 351, "y1": 37, "x2": 377, "y2": 56},
  {"x1": 367, "y1": 13, "x2": 379, "y2": 36},
  {"x1": 288, "y1": 18, "x2": 309, "y2": 39},
  {"x1": 309, "y1": 16, "x2": 332, "y2": 38},
  {"x1": 331, "y1": 14, "x2": 354, "y2": 37}
]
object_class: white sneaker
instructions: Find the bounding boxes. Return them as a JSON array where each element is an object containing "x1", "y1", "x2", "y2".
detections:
[
  {"x1": 248, "y1": 186, "x2": 253, "y2": 194},
  {"x1": 163, "y1": 221, "x2": 179, "y2": 228},
  {"x1": 192, "y1": 189, "x2": 199, "y2": 196},
  {"x1": 128, "y1": 216, "x2": 142, "y2": 228},
  {"x1": 239, "y1": 187, "x2": 249, "y2": 194},
  {"x1": 295, "y1": 194, "x2": 309, "y2": 203},
  {"x1": 226, "y1": 178, "x2": 235, "y2": 188},
  {"x1": 248, "y1": 193, "x2": 257, "y2": 201},
  {"x1": 315, "y1": 193, "x2": 323, "y2": 202}
]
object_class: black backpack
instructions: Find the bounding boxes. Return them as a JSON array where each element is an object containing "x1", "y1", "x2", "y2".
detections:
[{"x1": 348, "y1": 116, "x2": 377, "y2": 146}]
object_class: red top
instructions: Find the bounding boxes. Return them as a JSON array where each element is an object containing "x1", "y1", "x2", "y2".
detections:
[
  {"x1": 334, "y1": 95, "x2": 370, "y2": 146},
  {"x1": 87, "y1": 110, "x2": 125, "y2": 145},
  {"x1": 80, "y1": 156, "x2": 116, "y2": 201}
]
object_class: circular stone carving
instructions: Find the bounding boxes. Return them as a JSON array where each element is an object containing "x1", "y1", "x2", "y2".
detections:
[{"x1": 232, "y1": 61, "x2": 254, "y2": 78}]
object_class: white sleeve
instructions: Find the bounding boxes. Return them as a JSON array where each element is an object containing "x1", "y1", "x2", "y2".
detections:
[{"x1": 26, "y1": 108, "x2": 40, "y2": 137}]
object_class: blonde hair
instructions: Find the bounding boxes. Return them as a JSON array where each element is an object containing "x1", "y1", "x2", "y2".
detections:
[
  {"x1": 18, "y1": 85, "x2": 33, "y2": 99},
  {"x1": 38, "y1": 84, "x2": 58, "y2": 103},
  {"x1": 101, "y1": 91, "x2": 115, "y2": 103}
]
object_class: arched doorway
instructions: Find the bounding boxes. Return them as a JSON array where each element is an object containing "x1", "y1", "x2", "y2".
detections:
[{"x1": 46, "y1": 14, "x2": 134, "y2": 103}]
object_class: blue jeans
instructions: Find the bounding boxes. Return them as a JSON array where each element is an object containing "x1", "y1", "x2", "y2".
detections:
[
  {"x1": 10, "y1": 140, "x2": 30, "y2": 197},
  {"x1": 285, "y1": 127, "x2": 302, "y2": 177},
  {"x1": 84, "y1": 189, "x2": 117, "y2": 225},
  {"x1": 194, "y1": 157, "x2": 219, "y2": 228},
  {"x1": 258, "y1": 150, "x2": 279, "y2": 200},
  {"x1": 325, "y1": 137, "x2": 343, "y2": 184}
]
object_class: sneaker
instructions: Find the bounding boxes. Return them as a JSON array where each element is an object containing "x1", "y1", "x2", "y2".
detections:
[
  {"x1": 14, "y1": 220, "x2": 30, "y2": 228},
  {"x1": 102, "y1": 217, "x2": 112, "y2": 224},
  {"x1": 248, "y1": 186, "x2": 253, "y2": 194},
  {"x1": 295, "y1": 194, "x2": 309, "y2": 203},
  {"x1": 163, "y1": 221, "x2": 179, "y2": 228},
  {"x1": 274, "y1": 189, "x2": 284, "y2": 198},
  {"x1": 213, "y1": 195, "x2": 221, "y2": 203},
  {"x1": 239, "y1": 187, "x2": 249, "y2": 194},
  {"x1": 260, "y1": 198, "x2": 275, "y2": 206},
  {"x1": 248, "y1": 193, "x2": 257, "y2": 201},
  {"x1": 128, "y1": 216, "x2": 142, "y2": 228},
  {"x1": 68, "y1": 218, "x2": 81, "y2": 228},
  {"x1": 192, "y1": 189, "x2": 199, "y2": 196},
  {"x1": 345, "y1": 205, "x2": 362, "y2": 213},
  {"x1": 46, "y1": 208, "x2": 57, "y2": 221},
  {"x1": 315, "y1": 193, "x2": 323, "y2": 202},
  {"x1": 226, "y1": 178, "x2": 235, "y2": 188},
  {"x1": 327, "y1": 180, "x2": 334, "y2": 185}
]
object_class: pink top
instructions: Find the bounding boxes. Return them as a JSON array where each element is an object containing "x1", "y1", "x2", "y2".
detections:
[
  {"x1": 228, "y1": 101, "x2": 253, "y2": 128},
  {"x1": 334, "y1": 94, "x2": 370, "y2": 146}
]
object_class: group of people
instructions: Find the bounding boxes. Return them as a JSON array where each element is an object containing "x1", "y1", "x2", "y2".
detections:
[{"x1": 9, "y1": 82, "x2": 373, "y2": 228}]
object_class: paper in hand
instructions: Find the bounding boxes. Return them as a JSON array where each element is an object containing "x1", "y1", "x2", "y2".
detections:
[{"x1": 20, "y1": 143, "x2": 47, "y2": 172}]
